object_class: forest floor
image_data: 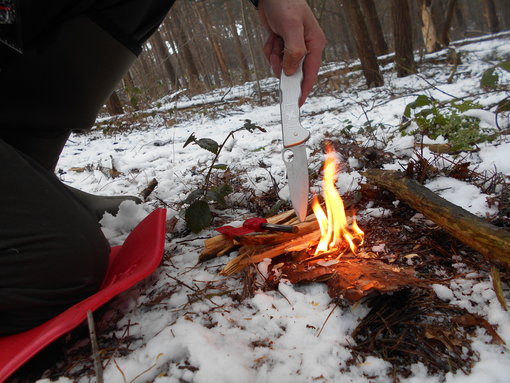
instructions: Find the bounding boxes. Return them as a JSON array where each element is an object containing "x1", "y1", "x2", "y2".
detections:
[{"x1": 11, "y1": 33, "x2": 510, "y2": 383}]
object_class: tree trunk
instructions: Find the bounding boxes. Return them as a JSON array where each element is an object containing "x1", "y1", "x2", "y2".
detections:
[
  {"x1": 337, "y1": 5, "x2": 356, "y2": 58},
  {"x1": 170, "y1": 9, "x2": 201, "y2": 92},
  {"x1": 161, "y1": 19, "x2": 188, "y2": 89},
  {"x1": 241, "y1": 1, "x2": 263, "y2": 104},
  {"x1": 186, "y1": 1, "x2": 220, "y2": 87},
  {"x1": 359, "y1": 0, "x2": 389, "y2": 56},
  {"x1": 193, "y1": 1, "x2": 232, "y2": 86},
  {"x1": 499, "y1": 0, "x2": 510, "y2": 30},
  {"x1": 483, "y1": 0, "x2": 500, "y2": 33},
  {"x1": 341, "y1": 0, "x2": 384, "y2": 87},
  {"x1": 106, "y1": 91, "x2": 124, "y2": 116},
  {"x1": 122, "y1": 69, "x2": 139, "y2": 109},
  {"x1": 417, "y1": 0, "x2": 441, "y2": 52},
  {"x1": 224, "y1": 0, "x2": 250, "y2": 83},
  {"x1": 440, "y1": 0, "x2": 457, "y2": 46},
  {"x1": 453, "y1": 1, "x2": 465, "y2": 33},
  {"x1": 391, "y1": 0, "x2": 417, "y2": 77},
  {"x1": 250, "y1": 7, "x2": 272, "y2": 78},
  {"x1": 150, "y1": 29, "x2": 178, "y2": 89}
]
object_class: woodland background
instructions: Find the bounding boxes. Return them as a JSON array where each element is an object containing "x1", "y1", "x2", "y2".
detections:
[{"x1": 104, "y1": 0, "x2": 510, "y2": 116}]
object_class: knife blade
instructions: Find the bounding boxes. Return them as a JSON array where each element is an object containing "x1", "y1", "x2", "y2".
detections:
[{"x1": 280, "y1": 62, "x2": 310, "y2": 222}]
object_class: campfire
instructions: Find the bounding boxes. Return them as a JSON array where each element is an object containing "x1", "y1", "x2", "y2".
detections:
[
  {"x1": 200, "y1": 145, "x2": 422, "y2": 304},
  {"x1": 311, "y1": 144, "x2": 364, "y2": 257}
]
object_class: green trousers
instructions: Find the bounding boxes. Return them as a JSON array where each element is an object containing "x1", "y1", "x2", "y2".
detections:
[{"x1": 0, "y1": 0, "x2": 174, "y2": 334}]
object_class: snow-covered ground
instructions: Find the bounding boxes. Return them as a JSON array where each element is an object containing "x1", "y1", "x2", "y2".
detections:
[{"x1": 38, "y1": 35, "x2": 510, "y2": 383}]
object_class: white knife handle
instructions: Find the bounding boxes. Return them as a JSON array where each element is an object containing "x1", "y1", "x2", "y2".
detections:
[{"x1": 280, "y1": 63, "x2": 310, "y2": 148}]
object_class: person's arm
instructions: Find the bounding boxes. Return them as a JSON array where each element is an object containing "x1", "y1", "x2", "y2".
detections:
[{"x1": 257, "y1": 0, "x2": 326, "y2": 106}]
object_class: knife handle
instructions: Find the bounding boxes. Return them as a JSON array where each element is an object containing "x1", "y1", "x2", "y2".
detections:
[
  {"x1": 280, "y1": 62, "x2": 310, "y2": 148},
  {"x1": 261, "y1": 223, "x2": 299, "y2": 234}
]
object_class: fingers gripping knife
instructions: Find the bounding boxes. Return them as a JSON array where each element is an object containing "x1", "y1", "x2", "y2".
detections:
[{"x1": 280, "y1": 62, "x2": 310, "y2": 222}]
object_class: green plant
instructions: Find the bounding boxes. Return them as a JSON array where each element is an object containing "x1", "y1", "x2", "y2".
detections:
[
  {"x1": 480, "y1": 60, "x2": 510, "y2": 90},
  {"x1": 182, "y1": 119, "x2": 266, "y2": 233},
  {"x1": 401, "y1": 95, "x2": 497, "y2": 151}
]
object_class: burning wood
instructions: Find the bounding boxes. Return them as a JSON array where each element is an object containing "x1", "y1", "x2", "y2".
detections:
[
  {"x1": 311, "y1": 145, "x2": 364, "y2": 256},
  {"x1": 220, "y1": 144, "x2": 369, "y2": 277},
  {"x1": 278, "y1": 253, "x2": 423, "y2": 304},
  {"x1": 204, "y1": 148, "x2": 509, "y2": 303},
  {"x1": 203, "y1": 146, "x2": 424, "y2": 303}
]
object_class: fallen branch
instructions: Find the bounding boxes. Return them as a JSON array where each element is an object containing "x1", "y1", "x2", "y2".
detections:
[
  {"x1": 363, "y1": 169, "x2": 510, "y2": 270},
  {"x1": 140, "y1": 178, "x2": 158, "y2": 201}
]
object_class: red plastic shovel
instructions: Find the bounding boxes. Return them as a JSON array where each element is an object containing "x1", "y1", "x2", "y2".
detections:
[{"x1": 0, "y1": 208, "x2": 167, "y2": 383}]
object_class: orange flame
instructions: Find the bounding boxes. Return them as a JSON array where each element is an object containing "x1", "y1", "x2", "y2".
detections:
[{"x1": 312, "y1": 145, "x2": 364, "y2": 256}]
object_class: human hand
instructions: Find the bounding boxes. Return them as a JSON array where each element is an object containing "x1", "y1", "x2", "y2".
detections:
[{"x1": 257, "y1": 0, "x2": 326, "y2": 106}]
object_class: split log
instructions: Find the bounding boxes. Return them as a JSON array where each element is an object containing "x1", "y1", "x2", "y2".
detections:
[
  {"x1": 199, "y1": 234, "x2": 236, "y2": 263},
  {"x1": 234, "y1": 218, "x2": 318, "y2": 246},
  {"x1": 199, "y1": 211, "x2": 318, "y2": 263},
  {"x1": 200, "y1": 197, "x2": 362, "y2": 264},
  {"x1": 363, "y1": 169, "x2": 510, "y2": 270},
  {"x1": 220, "y1": 230, "x2": 320, "y2": 276}
]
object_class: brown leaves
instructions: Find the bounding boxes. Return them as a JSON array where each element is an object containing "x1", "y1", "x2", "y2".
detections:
[{"x1": 453, "y1": 313, "x2": 506, "y2": 345}]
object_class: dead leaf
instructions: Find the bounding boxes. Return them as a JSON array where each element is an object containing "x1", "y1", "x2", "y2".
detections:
[{"x1": 454, "y1": 313, "x2": 506, "y2": 345}]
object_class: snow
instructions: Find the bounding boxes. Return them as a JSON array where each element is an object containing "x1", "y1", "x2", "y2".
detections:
[
  {"x1": 476, "y1": 142, "x2": 510, "y2": 174},
  {"x1": 35, "y1": 35, "x2": 510, "y2": 382},
  {"x1": 100, "y1": 201, "x2": 153, "y2": 245},
  {"x1": 425, "y1": 177, "x2": 498, "y2": 217},
  {"x1": 432, "y1": 284, "x2": 455, "y2": 301}
]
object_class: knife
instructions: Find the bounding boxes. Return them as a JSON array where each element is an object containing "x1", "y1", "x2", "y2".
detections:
[{"x1": 280, "y1": 62, "x2": 310, "y2": 222}]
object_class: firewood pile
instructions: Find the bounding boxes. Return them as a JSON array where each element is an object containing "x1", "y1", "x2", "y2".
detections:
[
  {"x1": 201, "y1": 169, "x2": 510, "y2": 299},
  {"x1": 201, "y1": 207, "x2": 424, "y2": 303}
]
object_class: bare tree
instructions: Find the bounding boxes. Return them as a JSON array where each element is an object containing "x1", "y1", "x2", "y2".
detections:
[
  {"x1": 150, "y1": 29, "x2": 178, "y2": 90},
  {"x1": 169, "y1": 7, "x2": 201, "y2": 92},
  {"x1": 106, "y1": 91, "x2": 124, "y2": 116},
  {"x1": 94, "y1": 0, "x2": 508, "y2": 110},
  {"x1": 122, "y1": 70, "x2": 139, "y2": 109},
  {"x1": 391, "y1": 0, "x2": 417, "y2": 77},
  {"x1": 483, "y1": 0, "x2": 500, "y2": 33},
  {"x1": 359, "y1": 0, "x2": 389, "y2": 56},
  {"x1": 440, "y1": 0, "x2": 458, "y2": 46},
  {"x1": 341, "y1": 0, "x2": 384, "y2": 87},
  {"x1": 499, "y1": 0, "x2": 510, "y2": 30},
  {"x1": 224, "y1": 0, "x2": 250, "y2": 83},
  {"x1": 193, "y1": 1, "x2": 232, "y2": 85},
  {"x1": 241, "y1": 1, "x2": 263, "y2": 103},
  {"x1": 337, "y1": 3, "x2": 356, "y2": 58},
  {"x1": 417, "y1": 0, "x2": 441, "y2": 52}
]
